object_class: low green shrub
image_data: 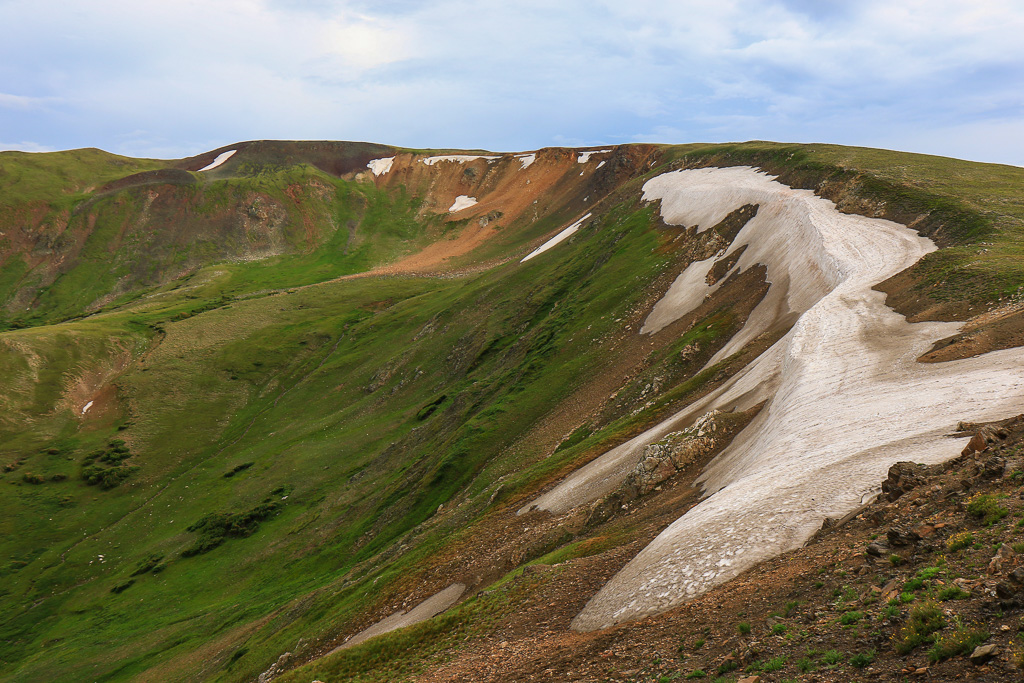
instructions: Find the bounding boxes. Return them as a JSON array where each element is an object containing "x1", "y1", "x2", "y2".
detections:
[
  {"x1": 929, "y1": 624, "x2": 989, "y2": 662},
  {"x1": 181, "y1": 500, "x2": 282, "y2": 557},
  {"x1": 893, "y1": 603, "x2": 946, "y2": 654},
  {"x1": 938, "y1": 586, "x2": 970, "y2": 601},
  {"x1": 967, "y1": 494, "x2": 1009, "y2": 525},
  {"x1": 850, "y1": 649, "x2": 875, "y2": 668},
  {"x1": 839, "y1": 611, "x2": 863, "y2": 625},
  {"x1": 947, "y1": 532, "x2": 975, "y2": 551}
]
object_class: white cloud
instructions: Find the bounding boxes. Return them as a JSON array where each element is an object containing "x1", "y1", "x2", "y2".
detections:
[
  {"x1": 0, "y1": 141, "x2": 57, "y2": 152},
  {"x1": 0, "y1": 0, "x2": 1020, "y2": 164},
  {"x1": 0, "y1": 93, "x2": 55, "y2": 109}
]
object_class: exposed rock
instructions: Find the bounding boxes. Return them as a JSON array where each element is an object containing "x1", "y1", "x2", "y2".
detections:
[
  {"x1": 866, "y1": 541, "x2": 891, "y2": 557},
  {"x1": 886, "y1": 526, "x2": 920, "y2": 547},
  {"x1": 881, "y1": 462, "x2": 928, "y2": 502},
  {"x1": 256, "y1": 652, "x2": 292, "y2": 683},
  {"x1": 678, "y1": 342, "x2": 701, "y2": 363},
  {"x1": 982, "y1": 455, "x2": 1007, "y2": 479},
  {"x1": 969, "y1": 643, "x2": 999, "y2": 664},
  {"x1": 962, "y1": 424, "x2": 1010, "y2": 457},
  {"x1": 620, "y1": 410, "x2": 721, "y2": 496},
  {"x1": 988, "y1": 543, "x2": 1017, "y2": 575}
]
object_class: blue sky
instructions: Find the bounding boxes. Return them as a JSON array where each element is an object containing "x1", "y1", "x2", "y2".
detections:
[{"x1": 1, "y1": 0, "x2": 1022, "y2": 165}]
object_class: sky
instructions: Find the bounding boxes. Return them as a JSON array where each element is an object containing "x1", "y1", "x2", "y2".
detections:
[{"x1": 1, "y1": 0, "x2": 1023, "y2": 165}]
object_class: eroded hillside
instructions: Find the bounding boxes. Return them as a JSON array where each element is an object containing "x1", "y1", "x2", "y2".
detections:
[{"x1": 1, "y1": 140, "x2": 1022, "y2": 682}]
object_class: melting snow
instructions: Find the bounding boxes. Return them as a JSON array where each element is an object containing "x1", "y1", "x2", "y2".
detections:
[
  {"x1": 421, "y1": 154, "x2": 500, "y2": 166},
  {"x1": 516, "y1": 153, "x2": 537, "y2": 170},
  {"x1": 577, "y1": 150, "x2": 611, "y2": 163},
  {"x1": 520, "y1": 213, "x2": 592, "y2": 262},
  {"x1": 333, "y1": 583, "x2": 465, "y2": 651},
  {"x1": 448, "y1": 195, "x2": 478, "y2": 212},
  {"x1": 514, "y1": 167, "x2": 1024, "y2": 630},
  {"x1": 198, "y1": 150, "x2": 236, "y2": 172},
  {"x1": 81, "y1": 401, "x2": 94, "y2": 415},
  {"x1": 367, "y1": 157, "x2": 394, "y2": 176},
  {"x1": 597, "y1": 160, "x2": 607, "y2": 169}
]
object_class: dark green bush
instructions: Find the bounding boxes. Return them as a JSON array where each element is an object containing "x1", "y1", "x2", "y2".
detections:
[
  {"x1": 893, "y1": 603, "x2": 946, "y2": 654},
  {"x1": 181, "y1": 501, "x2": 282, "y2": 557}
]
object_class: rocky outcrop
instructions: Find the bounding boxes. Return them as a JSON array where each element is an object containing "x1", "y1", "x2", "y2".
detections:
[
  {"x1": 620, "y1": 410, "x2": 722, "y2": 497},
  {"x1": 881, "y1": 462, "x2": 929, "y2": 502}
]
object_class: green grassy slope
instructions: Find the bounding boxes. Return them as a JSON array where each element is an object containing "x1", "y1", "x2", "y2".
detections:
[{"x1": 0, "y1": 141, "x2": 1021, "y2": 682}]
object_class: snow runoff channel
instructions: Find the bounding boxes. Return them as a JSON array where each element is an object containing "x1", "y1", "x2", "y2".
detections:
[{"x1": 517, "y1": 167, "x2": 1024, "y2": 630}]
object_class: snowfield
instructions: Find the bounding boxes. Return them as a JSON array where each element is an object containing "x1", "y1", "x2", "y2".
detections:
[
  {"x1": 516, "y1": 153, "x2": 537, "y2": 170},
  {"x1": 521, "y1": 213, "x2": 592, "y2": 262},
  {"x1": 512, "y1": 167, "x2": 1024, "y2": 630},
  {"x1": 332, "y1": 583, "x2": 465, "y2": 652},
  {"x1": 367, "y1": 157, "x2": 394, "y2": 176},
  {"x1": 577, "y1": 150, "x2": 611, "y2": 163},
  {"x1": 448, "y1": 195, "x2": 478, "y2": 212},
  {"x1": 197, "y1": 150, "x2": 235, "y2": 172},
  {"x1": 421, "y1": 154, "x2": 499, "y2": 166}
]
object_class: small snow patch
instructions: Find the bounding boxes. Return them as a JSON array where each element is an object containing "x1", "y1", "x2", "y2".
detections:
[
  {"x1": 81, "y1": 401, "x2": 94, "y2": 415},
  {"x1": 448, "y1": 195, "x2": 478, "y2": 212},
  {"x1": 577, "y1": 149, "x2": 611, "y2": 163},
  {"x1": 596, "y1": 160, "x2": 606, "y2": 169},
  {"x1": 516, "y1": 153, "x2": 536, "y2": 170},
  {"x1": 421, "y1": 154, "x2": 499, "y2": 166},
  {"x1": 521, "y1": 213, "x2": 592, "y2": 262},
  {"x1": 198, "y1": 150, "x2": 236, "y2": 172},
  {"x1": 366, "y1": 157, "x2": 394, "y2": 176}
]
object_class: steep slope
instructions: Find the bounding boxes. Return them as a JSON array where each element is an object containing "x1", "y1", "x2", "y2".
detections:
[{"x1": 1, "y1": 140, "x2": 1022, "y2": 682}]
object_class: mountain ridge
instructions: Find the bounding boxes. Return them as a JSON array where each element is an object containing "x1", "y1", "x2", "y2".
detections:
[{"x1": 1, "y1": 140, "x2": 1023, "y2": 682}]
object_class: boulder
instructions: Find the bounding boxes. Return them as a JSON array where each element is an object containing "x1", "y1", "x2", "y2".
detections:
[
  {"x1": 882, "y1": 462, "x2": 927, "y2": 502},
  {"x1": 969, "y1": 644, "x2": 999, "y2": 664},
  {"x1": 988, "y1": 543, "x2": 1017, "y2": 575},
  {"x1": 887, "y1": 526, "x2": 920, "y2": 547},
  {"x1": 621, "y1": 410, "x2": 721, "y2": 496},
  {"x1": 866, "y1": 541, "x2": 891, "y2": 557}
]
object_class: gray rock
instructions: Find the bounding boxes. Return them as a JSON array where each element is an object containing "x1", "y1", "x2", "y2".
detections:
[{"x1": 969, "y1": 643, "x2": 999, "y2": 664}]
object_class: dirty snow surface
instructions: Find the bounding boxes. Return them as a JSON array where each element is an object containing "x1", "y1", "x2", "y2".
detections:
[
  {"x1": 448, "y1": 195, "x2": 478, "y2": 212},
  {"x1": 366, "y1": 157, "x2": 394, "y2": 176},
  {"x1": 80, "y1": 401, "x2": 93, "y2": 415},
  {"x1": 421, "y1": 154, "x2": 499, "y2": 166},
  {"x1": 577, "y1": 150, "x2": 611, "y2": 163},
  {"x1": 197, "y1": 150, "x2": 235, "y2": 172},
  {"x1": 334, "y1": 583, "x2": 465, "y2": 651},
  {"x1": 521, "y1": 213, "x2": 592, "y2": 262},
  {"x1": 514, "y1": 167, "x2": 1024, "y2": 630}
]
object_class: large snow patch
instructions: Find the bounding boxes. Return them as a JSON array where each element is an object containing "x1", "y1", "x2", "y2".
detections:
[
  {"x1": 448, "y1": 195, "x2": 478, "y2": 212},
  {"x1": 198, "y1": 150, "x2": 235, "y2": 172},
  {"x1": 367, "y1": 157, "x2": 394, "y2": 176},
  {"x1": 578, "y1": 150, "x2": 611, "y2": 163},
  {"x1": 516, "y1": 167, "x2": 1024, "y2": 630}
]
